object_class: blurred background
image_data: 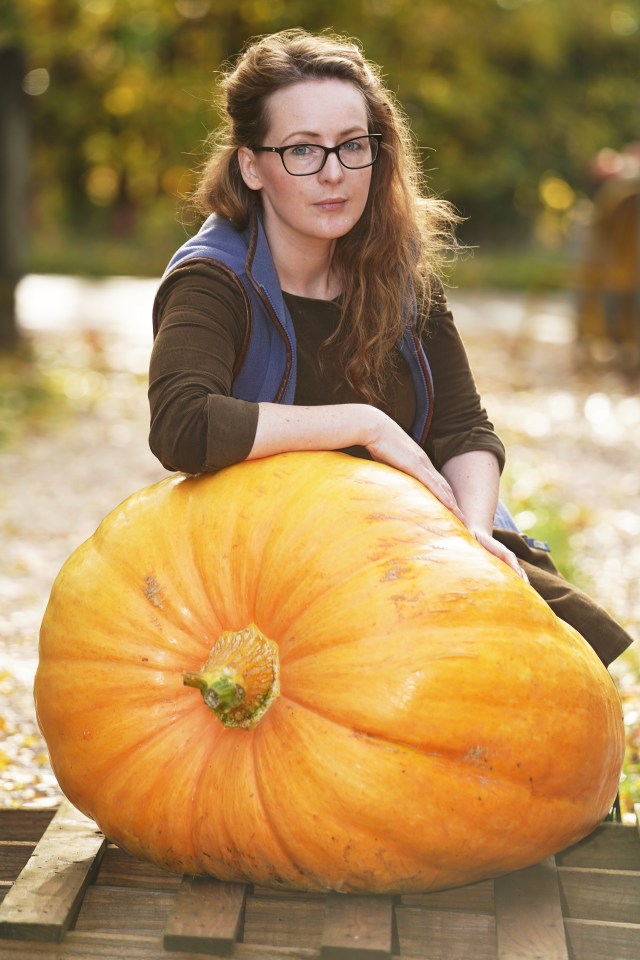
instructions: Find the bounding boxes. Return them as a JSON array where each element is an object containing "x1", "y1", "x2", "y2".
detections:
[
  {"x1": 1, "y1": 0, "x2": 639, "y2": 813},
  {"x1": 2, "y1": 0, "x2": 640, "y2": 284}
]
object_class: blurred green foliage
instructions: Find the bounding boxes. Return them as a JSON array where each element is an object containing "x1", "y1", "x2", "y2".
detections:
[
  {"x1": 0, "y1": 348, "x2": 67, "y2": 447},
  {"x1": 3, "y1": 0, "x2": 640, "y2": 276}
]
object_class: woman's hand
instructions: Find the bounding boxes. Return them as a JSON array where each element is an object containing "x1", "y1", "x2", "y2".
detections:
[
  {"x1": 362, "y1": 407, "x2": 465, "y2": 522},
  {"x1": 250, "y1": 402, "x2": 465, "y2": 522},
  {"x1": 440, "y1": 450, "x2": 528, "y2": 581},
  {"x1": 468, "y1": 527, "x2": 529, "y2": 582}
]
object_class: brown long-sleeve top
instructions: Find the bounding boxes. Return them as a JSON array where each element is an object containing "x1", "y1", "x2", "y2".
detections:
[{"x1": 148, "y1": 260, "x2": 506, "y2": 476}]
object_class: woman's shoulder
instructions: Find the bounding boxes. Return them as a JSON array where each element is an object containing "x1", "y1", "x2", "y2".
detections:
[
  {"x1": 157, "y1": 256, "x2": 248, "y2": 302},
  {"x1": 153, "y1": 258, "x2": 249, "y2": 338},
  {"x1": 420, "y1": 275, "x2": 455, "y2": 336}
]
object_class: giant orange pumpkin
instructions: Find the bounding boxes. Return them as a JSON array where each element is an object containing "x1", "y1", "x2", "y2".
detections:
[{"x1": 35, "y1": 451, "x2": 624, "y2": 893}]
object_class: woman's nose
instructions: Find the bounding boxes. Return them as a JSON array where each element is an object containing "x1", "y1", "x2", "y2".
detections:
[{"x1": 319, "y1": 151, "x2": 345, "y2": 181}]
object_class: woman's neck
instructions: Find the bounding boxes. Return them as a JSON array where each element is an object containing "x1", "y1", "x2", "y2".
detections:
[{"x1": 266, "y1": 227, "x2": 341, "y2": 300}]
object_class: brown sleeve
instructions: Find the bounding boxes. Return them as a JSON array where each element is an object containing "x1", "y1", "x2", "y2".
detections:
[
  {"x1": 492, "y1": 530, "x2": 633, "y2": 666},
  {"x1": 422, "y1": 283, "x2": 506, "y2": 472},
  {"x1": 148, "y1": 261, "x2": 259, "y2": 474}
]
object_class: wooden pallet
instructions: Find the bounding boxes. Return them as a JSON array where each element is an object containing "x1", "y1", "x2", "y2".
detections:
[{"x1": 1, "y1": 800, "x2": 639, "y2": 959}]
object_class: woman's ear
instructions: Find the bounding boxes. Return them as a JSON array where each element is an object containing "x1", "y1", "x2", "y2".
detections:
[{"x1": 238, "y1": 147, "x2": 263, "y2": 191}]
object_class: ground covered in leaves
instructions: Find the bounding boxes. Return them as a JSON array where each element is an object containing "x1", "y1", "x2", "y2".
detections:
[{"x1": 1, "y1": 278, "x2": 638, "y2": 813}]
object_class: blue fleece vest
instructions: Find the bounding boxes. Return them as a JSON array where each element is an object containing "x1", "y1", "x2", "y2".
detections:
[
  {"x1": 160, "y1": 213, "x2": 532, "y2": 539},
  {"x1": 162, "y1": 212, "x2": 435, "y2": 446}
]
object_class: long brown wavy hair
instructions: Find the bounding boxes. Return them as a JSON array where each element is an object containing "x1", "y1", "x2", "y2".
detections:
[{"x1": 192, "y1": 29, "x2": 460, "y2": 403}]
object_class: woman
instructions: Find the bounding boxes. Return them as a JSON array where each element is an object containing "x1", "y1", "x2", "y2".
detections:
[{"x1": 149, "y1": 28, "x2": 632, "y2": 665}]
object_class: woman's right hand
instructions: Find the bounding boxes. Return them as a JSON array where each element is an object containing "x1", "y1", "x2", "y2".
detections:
[{"x1": 360, "y1": 406, "x2": 465, "y2": 523}]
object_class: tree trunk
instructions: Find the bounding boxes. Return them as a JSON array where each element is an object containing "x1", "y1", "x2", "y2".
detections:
[{"x1": 0, "y1": 46, "x2": 28, "y2": 349}]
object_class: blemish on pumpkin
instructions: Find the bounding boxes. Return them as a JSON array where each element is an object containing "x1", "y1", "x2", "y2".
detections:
[
  {"x1": 381, "y1": 561, "x2": 412, "y2": 582},
  {"x1": 465, "y1": 745, "x2": 489, "y2": 766},
  {"x1": 143, "y1": 574, "x2": 164, "y2": 608},
  {"x1": 391, "y1": 592, "x2": 421, "y2": 604}
]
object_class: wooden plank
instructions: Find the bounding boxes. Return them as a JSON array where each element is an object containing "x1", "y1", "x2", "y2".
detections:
[
  {"x1": 0, "y1": 800, "x2": 106, "y2": 942},
  {"x1": 243, "y1": 894, "x2": 325, "y2": 948},
  {"x1": 564, "y1": 918, "x2": 640, "y2": 960},
  {"x1": 74, "y1": 884, "x2": 174, "y2": 936},
  {"x1": 320, "y1": 893, "x2": 394, "y2": 959},
  {"x1": 0, "y1": 842, "x2": 36, "y2": 882},
  {"x1": 95, "y1": 844, "x2": 182, "y2": 889},
  {"x1": 559, "y1": 866, "x2": 640, "y2": 924},
  {"x1": 0, "y1": 809, "x2": 56, "y2": 842},
  {"x1": 395, "y1": 903, "x2": 496, "y2": 960},
  {"x1": 494, "y1": 857, "x2": 569, "y2": 960},
  {"x1": 401, "y1": 878, "x2": 494, "y2": 914},
  {"x1": 253, "y1": 884, "x2": 325, "y2": 900},
  {"x1": 556, "y1": 823, "x2": 640, "y2": 870},
  {"x1": 163, "y1": 875, "x2": 248, "y2": 955},
  {"x1": 0, "y1": 929, "x2": 322, "y2": 959}
]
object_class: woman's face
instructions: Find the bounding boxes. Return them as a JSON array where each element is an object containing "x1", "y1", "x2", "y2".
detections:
[{"x1": 238, "y1": 78, "x2": 373, "y2": 254}]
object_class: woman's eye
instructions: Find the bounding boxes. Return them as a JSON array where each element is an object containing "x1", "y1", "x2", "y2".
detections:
[
  {"x1": 290, "y1": 144, "x2": 313, "y2": 157},
  {"x1": 342, "y1": 140, "x2": 362, "y2": 153}
]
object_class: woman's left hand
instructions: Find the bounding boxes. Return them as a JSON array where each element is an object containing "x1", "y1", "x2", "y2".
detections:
[{"x1": 469, "y1": 528, "x2": 529, "y2": 582}]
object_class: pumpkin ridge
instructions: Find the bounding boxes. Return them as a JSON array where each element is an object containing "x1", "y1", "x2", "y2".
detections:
[
  {"x1": 273, "y1": 552, "x2": 464, "y2": 666},
  {"x1": 247, "y1": 457, "x2": 341, "y2": 613},
  {"x1": 278, "y1": 690, "x2": 619, "y2": 807},
  {"x1": 260, "y1": 696, "x2": 613, "y2": 873},
  {"x1": 246, "y1": 725, "x2": 321, "y2": 888},
  {"x1": 52, "y1": 542, "x2": 216, "y2": 665},
  {"x1": 74, "y1": 703, "x2": 219, "y2": 857},
  {"x1": 62, "y1": 696, "x2": 207, "y2": 815},
  {"x1": 280, "y1": 688, "x2": 456, "y2": 760},
  {"x1": 256, "y1": 551, "x2": 404, "y2": 659}
]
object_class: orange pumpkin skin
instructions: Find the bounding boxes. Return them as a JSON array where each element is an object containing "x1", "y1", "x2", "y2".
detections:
[{"x1": 35, "y1": 452, "x2": 624, "y2": 893}]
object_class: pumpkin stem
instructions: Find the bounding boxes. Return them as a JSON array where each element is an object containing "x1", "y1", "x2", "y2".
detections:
[{"x1": 183, "y1": 623, "x2": 280, "y2": 729}]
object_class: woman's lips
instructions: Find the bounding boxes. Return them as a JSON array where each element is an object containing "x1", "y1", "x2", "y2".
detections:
[{"x1": 315, "y1": 197, "x2": 347, "y2": 211}]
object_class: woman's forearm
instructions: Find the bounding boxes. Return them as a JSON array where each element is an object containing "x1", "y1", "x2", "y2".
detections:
[
  {"x1": 249, "y1": 401, "x2": 372, "y2": 457},
  {"x1": 250, "y1": 402, "x2": 465, "y2": 522},
  {"x1": 441, "y1": 449, "x2": 501, "y2": 535},
  {"x1": 441, "y1": 449, "x2": 526, "y2": 579}
]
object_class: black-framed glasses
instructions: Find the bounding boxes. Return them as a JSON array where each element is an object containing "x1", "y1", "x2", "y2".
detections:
[{"x1": 251, "y1": 134, "x2": 382, "y2": 176}]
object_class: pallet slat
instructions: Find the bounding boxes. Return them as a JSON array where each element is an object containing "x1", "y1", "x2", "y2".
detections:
[
  {"x1": 74, "y1": 885, "x2": 174, "y2": 936},
  {"x1": 0, "y1": 929, "x2": 322, "y2": 959},
  {"x1": 163, "y1": 875, "x2": 248, "y2": 955},
  {"x1": 400, "y1": 878, "x2": 494, "y2": 914},
  {"x1": 395, "y1": 904, "x2": 496, "y2": 960},
  {"x1": 559, "y1": 866, "x2": 640, "y2": 924},
  {"x1": 494, "y1": 857, "x2": 568, "y2": 960},
  {"x1": 320, "y1": 893, "x2": 394, "y2": 959},
  {"x1": 243, "y1": 893, "x2": 325, "y2": 948},
  {"x1": 564, "y1": 917, "x2": 640, "y2": 960},
  {"x1": 0, "y1": 842, "x2": 36, "y2": 882},
  {"x1": 0, "y1": 809, "x2": 56, "y2": 842},
  {"x1": 556, "y1": 823, "x2": 640, "y2": 870},
  {"x1": 0, "y1": 801, "x2": 106, "y2": 942},
  {"x1": 96, "y1": 845, "x2": 182, "y2": 890}
]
